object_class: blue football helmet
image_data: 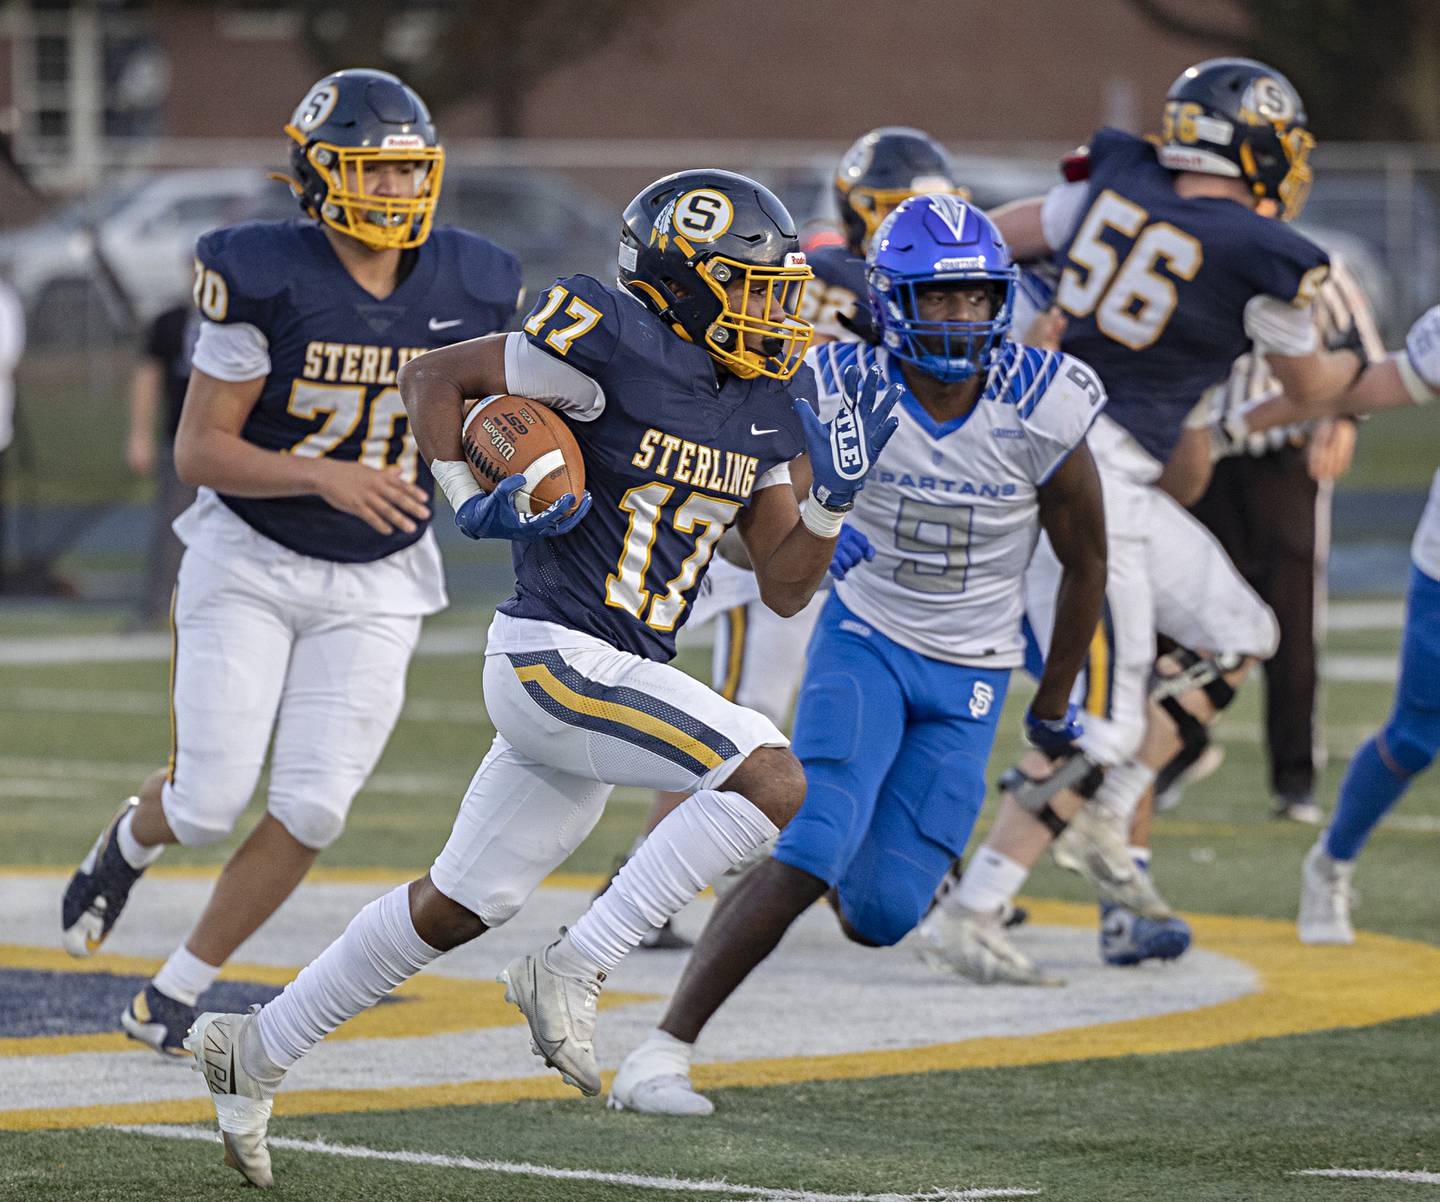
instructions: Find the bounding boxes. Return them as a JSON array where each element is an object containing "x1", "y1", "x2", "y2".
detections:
[
  {"x1": 282, "y1": 69, "x2": 444, "y2": 251},
  {"x1": 1158, "y1": 58, "x2": 1313, "y2": 221},
  {"x1": 867, "y1": 194, "x2": 1017, "y2": 383}
]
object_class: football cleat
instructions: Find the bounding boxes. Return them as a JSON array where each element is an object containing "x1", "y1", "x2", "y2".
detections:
[
  {"x1": 1051, "y1": 802, "x2": 1175, "y2": 920},
  {"x1": 914, "y1": 902, "x2": 1062, "y2": 987},
  {"x1": 608, "y1": 1045, "x2": 713, "y2": 1117},
  {"x1": 184, "y1": 1009, "x2": 282, "y2": 1189},
  {"x1": 1100, "y1": 902, "x2": 1193, "y2": 966},
  {"x1": 61, "y1": 798, "x2": 147, "y2": 957},
  {"x1": 1298, "y1": 840, "x2": 1356, "y2": 944},
  {"x1": 498, "y1": 938, "x2": 605, "y2": 1097},
  {"x1": 121, "y1": 984, "x2": 196, "y2": 1058}
]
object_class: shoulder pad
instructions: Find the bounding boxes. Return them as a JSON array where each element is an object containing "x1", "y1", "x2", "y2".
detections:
[
  {"x1": 520, "y1": 273, "x2": 622, "y2": 374},
  {"x1": 1086, "y1": 128, "x2": 1153, "y2": 172},
  {"x1": 194, "y1": 221, "x2": 296, "y2": 306},
  {"x1": 1244, "y1": 222, "x2": 1330, "y2": 305},
  {"x1": 808, "y1": 245, "x2": 867, "y2": 293},
  {"x1": 434, "y1": 226, "x2": 524, "y2": 311},
  {"x1": 1019, "y1": 350, "x2": 1106, "y2": 447}
]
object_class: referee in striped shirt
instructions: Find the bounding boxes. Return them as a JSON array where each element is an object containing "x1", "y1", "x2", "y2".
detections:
[{"x1": 1187, "y1": 254, "x2": 1385, "y2": 822}]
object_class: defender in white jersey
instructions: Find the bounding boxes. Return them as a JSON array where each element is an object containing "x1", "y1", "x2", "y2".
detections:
[{"x1": 609, "y1": 196, "x2": 1109, "y2": 1116}]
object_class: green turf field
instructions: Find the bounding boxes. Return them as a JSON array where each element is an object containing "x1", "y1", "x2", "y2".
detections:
[{"x1": 1, "y1": 602, "x2": 1436, "y2": 1201}]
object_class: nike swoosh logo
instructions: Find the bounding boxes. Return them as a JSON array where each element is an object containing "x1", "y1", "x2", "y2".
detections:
[
  {"x1": 750, "y1": 424, "x2": 779, "y2": 436},
  {"x1": 428, "y1": 317, "x2": 463, "y2": 331}
]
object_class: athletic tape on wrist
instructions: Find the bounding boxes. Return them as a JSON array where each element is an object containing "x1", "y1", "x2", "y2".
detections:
[
  {"x1": 431, "y1": 459, "x2": 483, "y2": 512},
  {"x1": 801, "y1": 498, "x2": 847, "y2": 539},
  {"x1": 1395, "y1": 353, "x2": 1439, "y2": 406}
]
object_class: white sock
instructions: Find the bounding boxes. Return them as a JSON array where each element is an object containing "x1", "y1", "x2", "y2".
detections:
[
  {"x1": 255, "y1": 884, "x2": 441, "y2": 1070},
  {"x1": 953, "y1": 846, "x2": 1029, "y2": 914},
  {"x1": 1094, "y1": 760, "x2": 1157, "y2": 824},
  {"x1": 634, "y1": 1027, "x2": 696, "y2": 1072},
  {"x1": 566, "y1": 789, "x2": 777, "y2": 974},
  {"x1": 116, "y1": 807, "x2": 164, "y2": 870},
  {"x1": 152, "y1": 945, "x2": 221, "y2": 1006}
]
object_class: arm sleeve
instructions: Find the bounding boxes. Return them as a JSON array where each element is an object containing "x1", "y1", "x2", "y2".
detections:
[
  {"x1": 1040, "y1": 181, "x2": 1090, "y2": 253},
  {"x1": 503, "y1": 332, "x2": 606, "y2": 422},
  {"x1": 189, "y1": 319, "x2": 270, "y2": 382},
  {"x1": 754, "y1": 462, "x2": 793, "y2": 492},
  {"x1": 1244, "y1": 295, "x2": 1320, "y2": 357}
]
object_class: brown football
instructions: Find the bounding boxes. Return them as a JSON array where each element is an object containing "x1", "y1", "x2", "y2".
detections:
[{"x1": 460, "y1": 394, "x2": 585, "y2": 517}]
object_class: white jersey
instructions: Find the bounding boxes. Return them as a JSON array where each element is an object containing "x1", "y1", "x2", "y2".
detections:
[
  {"x1": 1412, "y1": 469, "x2": 1440, "y2": 581},
  {"x1": 808, "y1": 340, "x2": 1106, "y2": 667}
]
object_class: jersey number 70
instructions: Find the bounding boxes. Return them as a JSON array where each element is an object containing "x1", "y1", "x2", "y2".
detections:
[{"x1": 1057, "y1": 189, "x2": 1204, "y2": 351}]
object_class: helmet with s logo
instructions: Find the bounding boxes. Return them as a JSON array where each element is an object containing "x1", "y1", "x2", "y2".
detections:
[
  {"x1": 281, "y1": 68, "x2": 444, "y2": 251},
  {"x1": 619, "y1": 169, "x2": 814, "y2": 381}
]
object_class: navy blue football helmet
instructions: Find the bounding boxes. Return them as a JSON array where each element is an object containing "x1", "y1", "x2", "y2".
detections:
[
  {"x1": 868, "y1": 194, "x2": 1016, "y2": 383},
  {"x1": 619, "y1": 169, "x2": 814, "y2": 380},
  {"x1": 1158, "y1": 58, "x2": 1313, "y2": 221},
  {"x1": 834, "y1": 128, "x2": 965, "y2": 255},
  {"x1": 283, "y1": 68, "x2": 444, "y2": 250}
]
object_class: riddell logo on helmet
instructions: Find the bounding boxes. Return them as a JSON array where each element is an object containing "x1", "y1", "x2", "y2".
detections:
[{"x1": 381, "y1": 134, "x2": 426, "y2": 149}]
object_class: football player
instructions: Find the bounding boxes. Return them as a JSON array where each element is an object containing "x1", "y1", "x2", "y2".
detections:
[
  {"x1": 918, "y1": 57, "x2": 1403, "y2": 985},
  {"x1": 59, "y1": 70, "x2": 522, "y2": 1052},
  {"x1": 182, "y1": 169, "x2": 900, "y2": 1185},
  {"x1": 607, "y1": 127, "x2": 966, "y2": 950},
  {"x1": 608, "y1": 195, "x2": 1109, "y2": 1115},
  {"x1": 1222, "y1": 297, "x2": 1440, "y2": 942}
]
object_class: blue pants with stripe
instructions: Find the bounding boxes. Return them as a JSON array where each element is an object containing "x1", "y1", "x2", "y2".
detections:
[
  {"x1": 773, "y1": 594, "x2": 1009, "y2": 946},
  {"x1": 1326, "y1": 564, "x2": 1440, "y2": 860}
]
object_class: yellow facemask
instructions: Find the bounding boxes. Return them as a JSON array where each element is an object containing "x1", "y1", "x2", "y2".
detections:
[{"x1": 693, "y1": 251, "x2": 814, "y2": 381}]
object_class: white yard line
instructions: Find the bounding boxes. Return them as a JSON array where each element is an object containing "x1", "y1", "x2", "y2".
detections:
[
  {"x1": 1292, "y1": 1168, "x2": 1440, "y2": 1185},
  {"x1": 113, "y1": 1124, "x2": 1040, "y2": 1201}
]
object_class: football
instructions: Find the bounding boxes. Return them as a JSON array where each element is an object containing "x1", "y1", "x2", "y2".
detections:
[{"x1": 460, "y1": 394, "x2": 585, "y2": 517}]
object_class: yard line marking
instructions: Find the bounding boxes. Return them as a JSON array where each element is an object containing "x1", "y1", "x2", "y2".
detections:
[
  {"x1": 113, "y1": 1124, "x2": 1041, "y2": 1200},
  {"x1": 1293, "y1": 1168, "x2": 1440, "y2": 1184}
]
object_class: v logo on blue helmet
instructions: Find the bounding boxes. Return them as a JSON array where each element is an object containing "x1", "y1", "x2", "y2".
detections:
[{"x1": 866, "y1": 196, "x2": 1018, "y2": 384}]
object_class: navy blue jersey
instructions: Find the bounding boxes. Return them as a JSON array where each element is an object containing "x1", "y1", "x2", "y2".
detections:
[
  {"x1": 801, "y1": 245, "x2": 869, "y2": 342},
  {"x1": 195, "y1": 219, "x2": 521, "y2": 562},
  {"x1": 499, "y1": 275, "x2": 809, "y2": 662},
  {"x1": 1054, "y1": 129, "x2": 1329, "y2": 462}
]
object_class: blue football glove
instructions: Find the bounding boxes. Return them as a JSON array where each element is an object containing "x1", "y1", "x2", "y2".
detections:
[
  {"x1": 828, "y1": 524, "x2": 875, "y2": 580},
  {"x1": 455, "y1": 475, "x2": 591, "y2": 542},
  {"x1": 1024, "y1": 703, "x2": 1084, "y2": 758},
  {"x1": 795, "y1": 364, "x2": 902, "y2": 511}
]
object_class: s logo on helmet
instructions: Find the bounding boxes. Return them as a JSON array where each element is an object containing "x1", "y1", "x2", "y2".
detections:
[
  {"x1": 1245, "y1": 76, "x2": 1295, "y2": 123},
  {"x1": 671, "y1": 189, "x2": 735, "y2": 242},
  {"x1": 294, "y1": 84, "x2": 338, "y2": 131}
]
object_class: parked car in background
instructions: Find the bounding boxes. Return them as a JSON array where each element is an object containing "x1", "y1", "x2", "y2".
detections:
[{"x1": 0, "y1": 165, "x2": 616, "y2": 345}]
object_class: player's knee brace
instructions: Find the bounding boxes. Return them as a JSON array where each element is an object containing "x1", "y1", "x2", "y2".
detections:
[
  {"x1": 1150, "y1": 649, "x2": 1240, "y2": 794},
  {"x1": 1000, "y1": 752, "x2": 1104, "y2": 837},
  {"x1": 1378, "y1": 706, "x2": 1440, "y2": 779},
  {"x1": 268, "y1": 795, "x2": 349, "y2": 851}
]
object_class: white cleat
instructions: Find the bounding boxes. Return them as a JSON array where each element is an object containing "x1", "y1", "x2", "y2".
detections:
[
  {"x1": 498, "y1": 944, "x2": 604, "y2": 1097},
  {"x1": 914, "y1": 902, "x2": 1062, "y2": 986},
  {"x1": 184, "y1": 1009, "x2": 281, "y2": 1189},
  {"x1": 608, "y1": 1043, "x2": 714, "y2": 1116},
  {"x1": 1051, "y1": 802, "x2": 1175, "y2": 920},
  {"x1": 1298, "y1": 840, "x2": 1356, "y2": 945}
]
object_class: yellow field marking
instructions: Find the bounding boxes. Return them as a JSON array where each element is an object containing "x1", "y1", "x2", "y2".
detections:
[
  {"x1": 0, "y1": 942, "x2": 652, "y2": 1060},
  {"x1": 4, "y1": 898, "x2": 1438, "y2": 1132}
]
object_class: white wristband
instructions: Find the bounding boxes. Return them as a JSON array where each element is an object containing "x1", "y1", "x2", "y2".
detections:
[
  {"x1": 800, "y1": 498, "x2": 846, "y2": 539},
  {"x1": 431, "y1": 459, "x2": 483, "y2": 512},
  {"x1": 1395, "y1": 353, "x2": 1439, "y2": 406}
]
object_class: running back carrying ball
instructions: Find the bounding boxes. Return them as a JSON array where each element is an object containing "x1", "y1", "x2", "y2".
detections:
[{"x1": 461, "y1": 394, "x2": 585, "y2": 516}]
